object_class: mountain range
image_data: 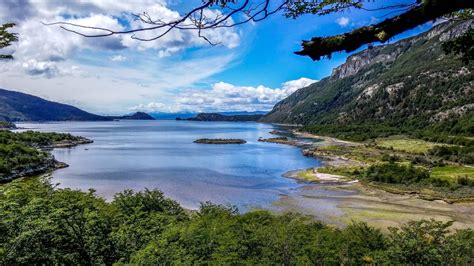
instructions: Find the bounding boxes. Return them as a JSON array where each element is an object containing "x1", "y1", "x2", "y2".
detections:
[
  {"x1": 260, "y1": 19, "x2": 473, "y2": 140},
  {"x1": 177, "y1": 113, "x2": 264, "y2": 122},
  {"x1": 0, "y1": 89, "x2": 155, "y2": 122}
]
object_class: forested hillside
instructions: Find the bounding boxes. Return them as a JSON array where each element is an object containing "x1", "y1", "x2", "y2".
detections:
[
  {"x1": 261, "y1": 20, "x2": 473, "y2": 140},
  {"x1": 0, "y1": 88, "x2": 110, "y2": 121}
]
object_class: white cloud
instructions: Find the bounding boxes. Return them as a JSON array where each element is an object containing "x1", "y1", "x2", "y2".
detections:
[
  {"x1": 0, "y1": 51, "x2": 236, "y2": 114},
  {"x1": 131, "y1": 77, "x2": 318, "y2": 113},
  {"x1": 0, "y1": 0, "x2": 240, "y2": 78},
  {"x1": 110, "y1": 55, "x2": 127, "y2": 62},
  {"x1": 336, "y1": 17, "x2": 350, "y2": 27}
]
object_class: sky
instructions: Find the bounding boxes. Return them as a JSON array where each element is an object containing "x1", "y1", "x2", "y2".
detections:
[{"x1": 0, "y1": 0, "x2": 433, "y2": 115}]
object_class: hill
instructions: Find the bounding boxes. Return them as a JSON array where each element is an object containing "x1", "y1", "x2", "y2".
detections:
[
  {"x1": 260, "y1": 20, "x2": 473, "y2": 141},
  {"x1": 178, "y1": 113, "x2": 264, "y2": 122},
  {"x1": 0, "y1": 88, "x2": 111, "y2": 121},
  {"x1": 108, "y1": 112, "x2": 155, "y2": 120}
]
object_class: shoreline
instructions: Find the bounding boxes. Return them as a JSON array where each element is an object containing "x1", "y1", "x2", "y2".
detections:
[
  {"x1": 271, "y1": 129, "x2": 474, "y2": 229},
  {"x1": 0, "y1": 137, "x2": 93, "y2": 184}
]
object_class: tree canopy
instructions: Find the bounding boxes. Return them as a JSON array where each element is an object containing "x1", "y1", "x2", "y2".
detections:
[{"x1": 1, "y1": 177, "x2": 473, "y2": 264}]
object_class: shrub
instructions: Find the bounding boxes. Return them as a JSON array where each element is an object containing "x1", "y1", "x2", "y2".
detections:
[{"x1": 364, "y1": 163, "x2": 430, "y2": 184}]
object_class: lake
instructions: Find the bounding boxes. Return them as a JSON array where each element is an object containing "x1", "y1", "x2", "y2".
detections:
[{"x1": 16, "y1": 120, "x2": 323, "y2": 210}]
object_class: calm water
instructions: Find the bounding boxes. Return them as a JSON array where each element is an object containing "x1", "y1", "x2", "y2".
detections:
[{"x1": 16, "y1": 120, "x2": 321, "y2": 210}]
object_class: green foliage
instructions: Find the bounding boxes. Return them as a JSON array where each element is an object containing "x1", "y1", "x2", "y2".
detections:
[
  {"x1": 1, "y1": 178, "x2": 473, "y2": 264},
  {"x1": 443, "y1": 28, "x2": 473, "y2": 64},
  {"x1": 386, "y1": 219, "x2": 474, "y2": 264},
  {"x1": 364, "y1": 163, "x2": 430, "y2": 184},
  {"x1": 428, "y1": 145, "x2": 474, "y2": 164},
  {"x1": 0, "y1": 130, "x2": 87, "y2": 178},
  {"x1": 457, "y1": 176, "x2": 474, "y2": 187},
  {"x1": 0, "y1": 23, "x2": 17, "y2": 60},
  {"x1": 284, "y1": 0, "x2": 362, "y2": 18}
]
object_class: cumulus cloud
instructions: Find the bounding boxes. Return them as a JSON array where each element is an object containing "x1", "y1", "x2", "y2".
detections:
[
  {"x1": 131, "y1": 77, "x2": 317, "y2": 113},
  {"x1": 336, "y1": 17, "x2": 350, "y2": 27},
  {"x1": 0, "y1": 0, "x2": 240, "y2": 78}
]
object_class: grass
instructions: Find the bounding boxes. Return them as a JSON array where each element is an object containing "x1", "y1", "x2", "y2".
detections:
[
  {"x1": 318, "y1": 166, "x2": 363, "y2": 179},
  {"x1": 296, "y1": 169, "x2": 318, "y2": 182},
  {"x1": 431, "y1": 166, "x2": 474, "y2": 181},
  {"x1": 375, "y1": 138, "x2": 444, "y2": 154},
  {"x1": 316, "y1": 145, "x2": 385, "y2": 163}
]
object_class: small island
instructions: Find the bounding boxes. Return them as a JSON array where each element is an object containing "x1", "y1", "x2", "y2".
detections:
[{"x1": 194, "y1": 138, "x2": 246, "y2": 144}]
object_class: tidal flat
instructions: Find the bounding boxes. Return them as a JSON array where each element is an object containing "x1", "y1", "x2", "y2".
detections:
[{"x1": 272, "y1": 130, "x2": 474, "y2": 229}]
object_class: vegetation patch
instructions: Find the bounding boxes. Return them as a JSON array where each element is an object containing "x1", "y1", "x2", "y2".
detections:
[
  {"x1": 1, "y1": 178, "x2": 472, "y2": 265},
  {"x1": 375, "y1": 138, "x2": 444, "y2": 154},
  {"x1": 296, "y1": 169, "x2": 318, "y2": 181},
  {"x1": 431, "y1": 166, "x2": 474, "y2": 183},
  {"x1": 0, "y1": 130, "x2": 91, "y2": 182}
]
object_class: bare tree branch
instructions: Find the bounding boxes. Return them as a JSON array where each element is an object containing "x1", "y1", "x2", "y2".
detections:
[{"x1": 43, "y1": 0, "x2": 474, "y2": 61}]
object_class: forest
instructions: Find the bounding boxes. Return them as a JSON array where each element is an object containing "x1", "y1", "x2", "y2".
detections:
[{"x1": 1, "y1": 177, "x2": 473, "y2": 265}]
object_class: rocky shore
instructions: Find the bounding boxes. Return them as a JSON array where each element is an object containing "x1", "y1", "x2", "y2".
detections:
[
  {"x1": 258, "y1": 136, "x2": 297, "y2": 145},
  {"x1": 46, "y1": 137, "x2": 93, "y2": 149}
]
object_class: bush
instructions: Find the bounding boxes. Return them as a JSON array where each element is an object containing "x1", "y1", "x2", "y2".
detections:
[
  {"x1": 428, "y1": 145, "x2": 474, "y2": 164},
  {"x1": 1, "y1": 179, "x2": 473, "y2": 265},
  {"x1": 457, "y1": 176, "x2": 474, "y2": 187},
  {"x1": 364, "y1": 163, "x2": 430, "y2": 184}
]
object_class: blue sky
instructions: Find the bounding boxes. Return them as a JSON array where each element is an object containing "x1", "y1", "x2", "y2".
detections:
[{"x1": 0, "y1": 0, "x2": 431, "y2": 114}]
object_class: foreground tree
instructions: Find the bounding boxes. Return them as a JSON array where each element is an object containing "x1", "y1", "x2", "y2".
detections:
[
  {"x1": 46, "y1": 0, "x2": 473, "y2": 60},
  {"x1": 1, "y1": 178, "x2": 473, "y2": 264}
]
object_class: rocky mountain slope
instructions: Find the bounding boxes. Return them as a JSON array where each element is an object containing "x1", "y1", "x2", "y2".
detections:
[
  {"x1": 261, "y1": 20, "x2": 473, "y2": 138},
  {"x1": 0, "y1": 88, "x2": 111, "y2": 121}
]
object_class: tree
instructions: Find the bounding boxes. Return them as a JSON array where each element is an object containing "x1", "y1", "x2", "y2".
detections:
[
  {"x1": 45, "y1": 0, "x2": 474, "y2": 60},
  {"x1": 0, "y1": 23, "x2": 17, "y2": 60}
]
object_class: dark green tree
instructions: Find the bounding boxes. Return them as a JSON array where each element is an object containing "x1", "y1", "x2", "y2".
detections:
[{"x1": 0, "y1": 23, "x2": 17, "y2": 60}]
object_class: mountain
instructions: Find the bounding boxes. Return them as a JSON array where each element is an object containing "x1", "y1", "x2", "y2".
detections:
[
  {"x1": 151, "y1": 112, "x2": 197, "y2": 120},
  {"x1": 108, "y1": 112, "x2": 155, "y2": 120},
  {"x1": 261, "y1": 20, "x2": 474, "y2": 140},
  {"x1": 219, "y1": 111, "x2": 268, "y2": 116},
  {"x1": 0, "y1": 88, "x2": 111, "y2": 122},
  {"x1": 178, "y1": 113, "x2": 264, "y2": 122},
  {"x1": 158, "y1": 111, "x2": 267, "y2": 120}
]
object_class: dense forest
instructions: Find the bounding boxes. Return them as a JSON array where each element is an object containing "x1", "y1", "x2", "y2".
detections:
[
  {"x1": 0, "y1": 130, "x2": 88, "y2": 181},
  {"x1": 1, "y1": 178, "x2": 473, "y2": 265}
]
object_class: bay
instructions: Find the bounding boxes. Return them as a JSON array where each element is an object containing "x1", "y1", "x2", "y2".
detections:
[{"x1": 17, "y1": 120, "x2": 323, "y2": 210}]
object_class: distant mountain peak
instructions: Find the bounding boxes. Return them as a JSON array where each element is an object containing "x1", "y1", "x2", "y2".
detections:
[{"x1": 108, "y1": 112, "x2": 155, "y2": 120}]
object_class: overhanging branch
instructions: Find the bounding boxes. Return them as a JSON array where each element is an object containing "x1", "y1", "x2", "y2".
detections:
[{"x1": 295, "y1": 0, "x2": 474, "y2": 60}]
